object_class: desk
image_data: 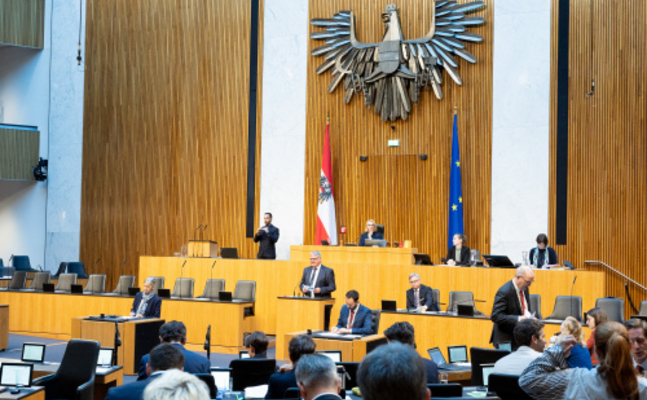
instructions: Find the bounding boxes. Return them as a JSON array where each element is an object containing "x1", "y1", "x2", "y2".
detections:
[
  {"x1": 0, "y1": 387, "x2": 44, "y2": 400},
  {"x1": 0, "y1": 279, "x2": 88, "y2": 289},
  {"x1": 275, "y1": 297, "x2": 335, "y2": 359},
  {"x1": 290, "y1": 245, "x2": 417, "y2": 265},
  {"x1": 0, "y1": 305, "x2": 7, "y2": 350},
  {"x1": 71, "y1": 318, "x2": 164, "y2": 375},
  {"x1": 284, "y1": 331, "x2": 387, "y2": 362}
]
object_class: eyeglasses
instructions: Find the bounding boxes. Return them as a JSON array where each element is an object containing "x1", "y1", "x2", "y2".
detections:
[
  {"x1": 522, "y1": 278, "x2": 534, "y2": 285},
  {"x1": 409, "y1": 279, "x2": 420, "y2": 284}
]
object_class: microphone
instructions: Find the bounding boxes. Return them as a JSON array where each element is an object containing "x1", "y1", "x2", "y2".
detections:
[
  {"x1": 204, "y1": 325, "x2": 211, "y2": 359},
  {"x1": 570, "y1": 275, "x2": 578, "y2": 320},
  {"x1": 113, "y1": 321, "x2": 121, "y2": 366},
  {"x1": 293, "y1": 279, "x2": 303, "y2": 297},
  {"x1": 8, "y1": 254, "x2": 13, "y2": 266},
  {"x1": 179, "y1": 261, "x2": 187, "y2": 298},
  {"x1": 201, "y1": 225, "x2": 208, "y2": 255},
  {"x1": 209, "y1": 260, "x2": 217, "y2": 297},
  {"x1": 564, "y1": 260, "x2": 575, "y2": 270}
]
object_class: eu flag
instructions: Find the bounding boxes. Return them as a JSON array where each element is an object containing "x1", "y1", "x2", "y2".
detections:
[{"x1": 448, "y1": 114, "x2": 464, "y2": 248}]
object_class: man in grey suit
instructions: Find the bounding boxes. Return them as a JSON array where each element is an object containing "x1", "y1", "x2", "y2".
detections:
[
  {"x1": 406, "y1": 273, "x2": 439, "y2": 312},
  {"x1": 300, "y1": 251, "x2": 336, "y2": 329}
]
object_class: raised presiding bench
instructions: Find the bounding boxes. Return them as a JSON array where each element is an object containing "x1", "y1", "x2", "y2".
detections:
[{"x1": 290, "y1": 245, "x2": 417, "y2": 265}]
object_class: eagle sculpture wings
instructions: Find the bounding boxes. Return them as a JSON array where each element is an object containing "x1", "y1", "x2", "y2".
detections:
[{"x1": 310, "y1": 1, "x2": 485, "y2": 122}]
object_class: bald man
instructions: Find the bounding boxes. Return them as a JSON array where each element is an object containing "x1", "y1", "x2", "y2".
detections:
[{"x1": 490, "y1": 266, "x2": 536, "y2": 350}]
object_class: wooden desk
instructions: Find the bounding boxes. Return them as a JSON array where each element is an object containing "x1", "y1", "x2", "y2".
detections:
[
  {"x1": 0, "y1": 305, "x2": 7, "y2": 350},
  {"x1": 0, "y1": 278, "x2": 88, "y2": 289},
  {"x1": 275, "y1": 297, "x2": 335, "y2": 359},
  {"x1": 71, "y1": 317, "x2": 164, "y2": 375},
  {"x1": 0, "y1": 387, "x2": 44, "y2": 400},
  {"x1": 290, "y1": 245, "x2": 417, "y2": 265},
  {"x1": 284, "y1": 331, "x2": 387, "y2": 362}
]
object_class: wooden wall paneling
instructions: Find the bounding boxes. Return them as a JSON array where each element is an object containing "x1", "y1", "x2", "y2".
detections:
[
  {"x1": 81, "y1": 0, "x2": 264, "y2": 290},
  {"x1": 304, "y1": 0, "x2": 493, "y2": 261},
  {"x1": 0, "y1": 128, "x2": 39, "y2": 181},
  {"x1": 549, "y1": 0, "x2": 647, "y2": 318},
  {"x1": 0, "y1": 0, "x2": 45, "y2": 48}
]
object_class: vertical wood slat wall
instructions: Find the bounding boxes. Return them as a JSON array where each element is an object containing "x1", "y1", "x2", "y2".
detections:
[
  {"x1": 548, "y1": 0, "x2": 647, "y2": 317},
  {"x1": 0, "y1": 128, "x2": 39, "y2": 181},
  {"x1": 0, "y1": 0, "x2": 45, "y2": 48},
  {"x1": 81, "y1": 0, "x2": 264, "y2": 289},
  {"x1": 304, "y1": 0, "x2": 493, "y2": 260}
]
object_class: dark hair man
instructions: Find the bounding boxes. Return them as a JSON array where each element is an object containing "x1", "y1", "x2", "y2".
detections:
[
  {"x1": 493, "y1": 319, "x2": 546, "y2": 374},
  {"x1": 254, "y1": 212, "x2": 280, "y2": 259},
  {"x1": 244, "y1": 331, "x2": 270, "y2": 359},
  {"x1": 265, "y1": 334, "x2": 316, "y2": 399},
  {"x1": 331, "y1": 290, "x2": 373, "y2": 335},
  {"x1": 383, "y1": 321, "x2": 439, "y2": 384}
]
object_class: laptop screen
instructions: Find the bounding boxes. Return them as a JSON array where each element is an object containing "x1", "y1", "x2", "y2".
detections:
[
  {"x1": 481, "y1": 363, "x2": 495, "y2": 386},
  {"x1": 21, "y1": 343, "x2": 46, "y2": 363},
  {"x1": 210, "y1": 368, "x2": 231, "y2": 391},
  {"x1": 427, "y1": 348, "x2": 446, "y2": 366},
  {"x1": 0, "y1": 363, "x2": 33, "y2": 387},
  {"x1": 448, "y1": 346, "x2": 468, "y2": 363},
  {"x1": 98, "y1": 348, "x2": 114, "y2": 366},
  {"x1": 317, "y1": 350, "x2": 342, "y2": 363},
  {"x1": 498, "y1": 342, "x2": 512, "y2": 352},
  {"x1": 239, "y1": 351, "x2": 250, "y2": 359}
]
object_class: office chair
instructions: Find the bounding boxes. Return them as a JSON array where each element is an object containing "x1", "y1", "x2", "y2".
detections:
[
  {"x1": 595, "y1": 297, "x2": 625, "y2": 323},
  {"x1": 640, "y1": 300, "x2": 647, "y2": 316},
  {"x1": 545, "y1": 296, "x2": 582, "y2": 322},
  {"x1": 12, "y1": 255, "x2": 39, "y2": 272},
  {"x1": 529, "y1": 294, "x2": 542, "y2": 319},
  {"x1": 28, "y1": 271, "x2": 51, "y2": 291},
  {"x1": 66, "y1": 262, "x2": 89, "y2": 279},
  {"x1": 84, "y1": 274, "x2": 107, "y2": 294},
  {"x1": 0, "y1": 267, "x2": 15, "y2": 277},
  {"x1": 171, "y1": 278, "x2": 195, "y2": 299},
  {"x1": 55, "y1": 273, "x2": 78, "y2": 292},
  {"x1": 233, "y1": 280, "x2": 256, "y2": 316},
  {"x1": 229, "y1": 359, "x2": 276, "y2": 391},
  {"x1": 193, "y1": 373, "x2": 217, "y2": 399},
  {"x1": 3, "y1": 271, "x2": 27, "y2": 290},
  {"x1": 469, "y1": 347, "x2": 509, "y2": 386},
  {"x1": 488, "y1": 373, "x2": 532, "y2": 400},
  {"x1": 370, "y1": 309, "x2": 381, "y2": 334},
  {"x1": 33, "y1": 339, "x2": 100, "y2": 400},
  {"x1": 52, "y1": 262, "x2": 68, "y2": 279},
  {"x1": 448, "y1": 291, "x2": 483, "y2": 315},
  {"x1": 104, "y1": 275, "x2": 136, "y2": 296},
  {"x1": 198, "y1": 279, "x2": 225, "y2": 299}
]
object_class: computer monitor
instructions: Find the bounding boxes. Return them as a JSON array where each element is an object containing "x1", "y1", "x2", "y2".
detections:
[
  {"x1": 157, "y1": 289, "x2": 171, "y2": 298},
  {"x1": 42, "y1": 283, "x2": 55, "y2": 293},
  {"x1": 98, "y1": 348, "x2": 114, "y2": 367},
  {"x1": 0, "y1": 363, "x2": 33, "y2": 387},
  {"x1": 210, "y1": 368, "x2": 232, "y2": 392},
  {"x1": 457, "y1": 304, "x2": 474, "y2": 317},
  {"x1": 364, "y1": 239, "x2": 386, "y2": 247},
  {"x1": 447, "y1": 345, "x2": 468, "y2": 363},
  {"x1": 238, "y1": 350, "x2": 250, "y2": 359},
  {"x1": 481, "y1": 363, "x2": 495, "y2": 386},
  {"x1": 71, "y1": 284, "x2": 84, "y2": 294},
  {"x1": 317, "y1": 350, "x2": 342, "y2": 363},
  {"x1": 220, "y1": 248, "x2": 239, "y2": 259},
  {"x1": 128, "y1": 287, "x2": 140, "y2": 296},
  {"x1": 482, "y1": 255, "x2": 515, "y2": 268},
  {"x1": 219, "y1": 291, "x2": 232, "y2": 302},
  {"x1": 21, "y1": 343, "x2": 46, "y2": 363},
  {"x1": 381, "y1": 300, "x2": 397, "y2": 312},
  {"x1": 498, "y1": 342, "x2": 512, "y2": 352},
  {"x1": 414, "y1": 253, "x2": 434, "y2": 265}
]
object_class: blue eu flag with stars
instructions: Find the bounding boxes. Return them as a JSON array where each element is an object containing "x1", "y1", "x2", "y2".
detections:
[{"x1": 448, "y1": 113, "x2": 464, "y2": 248}]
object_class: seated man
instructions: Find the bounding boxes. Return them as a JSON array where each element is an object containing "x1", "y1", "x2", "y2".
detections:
[
  {"x1": 265, "y1": 334, "x2": 316, "y2": 399},
  {"x1": 331, "y1": 290, "x2": 373, "y2": 335},
  {"x1": 244, "y1": 331, "x2": 269, "y2": 359},
  {"x1": 493, "y1": 319, "x2": 546, "y2": 374},
  {"x1": 625, "y1": 318, "x2": 647, "y2": 372},
  {"x1": 137, "y1": 321, "x2": 211, "y2": 380},
  {"x1": 295, "y1": 354, "x2": 342, "y2": 400},
  {"x1": 357, "y1": 342, "x2": 431, "y2": 400},
  {"x1": 107, "y1": 343, "x2": 184, "y2": 400},
  {"x1": 406, "y1": 273, "x2": 440, "y2": 312},
  {"x1": 383, "y1": 321, "x2": 439, "y2": 384}
]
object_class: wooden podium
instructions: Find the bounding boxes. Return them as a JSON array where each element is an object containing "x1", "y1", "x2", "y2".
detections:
[
  {"x1": 0, "y1": 305, "x2": 7, "y2": 350},
  {"x1": 188, "y1": 240, "x2": 218, "y2": 258},
  {"x1": 275, "y1": 297, "x2": 335, "y2": 359},
  {"x1": 71, "y1": 317, "x2": 164, "y2": 375},
  {"x1": 284, "y1": 331, "x2": 387, "y2": 362}
]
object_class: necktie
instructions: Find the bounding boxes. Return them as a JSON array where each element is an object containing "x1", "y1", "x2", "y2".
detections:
[
  {"x1": 638, "y1": 365, "x2": 644, "y2": 375},
  {"x1": 520, "y1": 291, "x2": 526, "y2": 314},
  {"x1": 414, "y1": 290, "x2": 419, "y2": 307},
  {"x1": 309, "y1": 268, "x2": 317, "y2": 285},
  {"x1": 348, "y1": 309, "x2": 355, "y2": 328}
]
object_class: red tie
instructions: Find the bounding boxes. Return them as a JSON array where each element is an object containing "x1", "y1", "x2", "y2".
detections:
[
  {"x1": 638, "y1": 365, "x2": 644, "y2": 375},
  {"x1": 520, "y1": 291, "x2": 526, "y2": 314},
  {"x1": 348, "y1": 310, "x2": 355, "y2": 328}
]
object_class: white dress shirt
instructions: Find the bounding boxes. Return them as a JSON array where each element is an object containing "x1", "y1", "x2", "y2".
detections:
[{"x1": 493, "y1": 346, "x2": 542, "y2": 375}]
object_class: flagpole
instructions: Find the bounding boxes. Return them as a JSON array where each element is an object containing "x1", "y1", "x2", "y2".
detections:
[{"x1": 454, "y1": 105, "x2": 458, "y2": 115}]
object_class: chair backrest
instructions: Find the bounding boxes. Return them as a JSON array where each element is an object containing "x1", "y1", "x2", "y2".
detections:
[
  {"x1": 428, "y1": 383, "x2": 462, "y2": 397},
  {"x1": 595, "y1": 297, "x2": 625, "y2": 323},
  {"x1": 469, "y1": 347, "x2": 510, "y2": 386},
  {"x1": 113, "y1": 275, "x2": 136, "y2": 294},
  {"x1": 376, "y1": 224, "x2": 385, "y2": 235},
  {"x1": 284, "y1": 388, "x2": 300, "y2": 399},
  {"x1": 229, "y1": 359, "x2": 276, "y2": 391},
  {"x1": 56, "y1": 274, "x2": 78, "y2": 292},
  {"x1": 29, "y1": 272, "x2": 51, "y2": 290},
  {"x1": 67, "y1": 262, "x2": 89, "y2": 279},
  {"x1": 193, "y1": 373, "x2": 217, "y2": 399},
  {"x1": 233, "y1": 280, "x2": 256, "y2": 302},
  {"x1": 431, "y1": 289, "x2": 440, "y2": 307},
  {"x1": 199, "y1": 279, "x2": 225, "y2": 299},
  {"x1": 529, "y1": 294, "x2": 542, "y2": 319},
  {"x1": 8, "y1": 271, "x2": 27, "y2": 290},
  {"x1": 13, "y1": 255, "x2": 35, "y2": 272},
  {"x1": 0, "y1": 258, "x2": 2, "y2": 267},
  {"x1": 448, "y1": 291, "x2": 474, "y2": 313},
  {"x1": 370, "y1": 309, "x2": 381, "y2": 334},
  {"x1": 640, "y1": 301, "x2": 647, "y2": 317},
  {"x1": 488, "y1": 373, "x2": 532, "y2": 400},
  {"x1": 56, "y1": 339, "x2": 100, "y2": 400},
  {"x1": 0, "y1": 267, "x2": 15, "y2": 277},
  {"x1": 84, "y1": 275, "x2": 106, "y2": 293},
  {"x1": 149, "y1": 276, "x2": 165, "y2": 295},
  {"x1": 52, "y1": 262, "x2": 68, "y2": 278},
  {"x1": 546, "y1": 296, "x2": 583, "y2": 322},
  {"x1": 171, "y1": 278, "x2": 195, "y2": 298}
]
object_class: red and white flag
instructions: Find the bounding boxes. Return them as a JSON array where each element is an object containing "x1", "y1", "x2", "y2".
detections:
[{"x1": 315, "y1": 118, "x2": 337, "y2": 245}]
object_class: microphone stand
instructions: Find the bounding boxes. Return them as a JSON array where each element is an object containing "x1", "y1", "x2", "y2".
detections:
[
  {"x1": 204, "y1": 325, "x2": 211, "y2": 360},
  {"x1": 570, "y1": 276, "x2": 577, "y2": 321},
  {"x1": 113, "y1": 321, "x2": 121, "y2": 366},
  {"x1": 180, "y1": 261, "x2": 187, "y2": 298},
  {"x1": 201, "y1": 225, "x2": 208, "y2": 257},
  {"x1": 210, "y1": 260, "x2": 216, "y2": 299}
]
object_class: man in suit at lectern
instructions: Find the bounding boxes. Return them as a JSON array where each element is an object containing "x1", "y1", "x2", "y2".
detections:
[
  {"x1": 254, "y1": 212, "x2": 280, "y2": 259},
  {"x1": 300, "y1": 251, "x2": 336, "y2": 330},
  {"x1": 490, "y1": 266, "x2": 535, "y2": 350}
]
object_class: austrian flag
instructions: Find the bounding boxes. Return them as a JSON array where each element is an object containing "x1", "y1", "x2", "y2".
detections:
[{"x1": 315, "y1": 118, "x2": 338, "y2": 245}]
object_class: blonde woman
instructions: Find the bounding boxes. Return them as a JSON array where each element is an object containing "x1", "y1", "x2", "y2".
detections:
[
  {"x1": 558, "y1": 316, "x2": 592, "y2": 369},
  {"x1": 359, "y1": 219, "x2": 383, "y2": 246}
]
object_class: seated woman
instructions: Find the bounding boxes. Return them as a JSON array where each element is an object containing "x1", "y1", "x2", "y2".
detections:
[
  {"x1": 585, "y1": 308, "x2": 608, "y2": 366},
  {"x1": 446, "y1": 234, "x2": 471, "y2": 266},
  {"x1": 557, "y1": 316, "x2": 593, "y2": 369},
  {"x1": 359, "y1": 219, "x2": 384, "y2": 246},
  {"x1": 130, "y1": 277, "x2": 162, "y2": 318},
  {"x1": 529, "y1": 233, "x2": 558, "y2": 268},
  {"x1": 520, "y1": 322, "x2": 647, "y2": 400}
]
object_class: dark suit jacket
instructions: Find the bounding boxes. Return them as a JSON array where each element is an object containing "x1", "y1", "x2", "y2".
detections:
[
  {"x1": 252, "y1": 353, "x2": 267, "y2": 359},
  {"x1": 406, "y1": 284, "x2": 440, "y2": 311},
  {"x1": 490, "y1": 280, "x2": 532, "y2": 348},
  {"x1": 137, "y1": 343, "x2": 211, "y2": 381},
  {"x1": 359, "y1": 231, "x2": 384, "y2": 247},
  {"x1": 423, "y1": 358, "x2": 440, "y2": 384},
  {"x1": 130, "y1": 292, "x2": 162, "y2": 318},
  {"x1": 264, "y1": 370, "x2": 296, "y2": 399},
  {"x1": 445, "y1": 246, "x2": 471, "y2": 266},
  {"x1": 529, "y1": 246, "x2": 558, "y2": 268},
  {"x1": 254, "y1": 225, "x2": 280, "y2": 259},
  {"x1": 106, "y1": 372, "x2": 162, "y2": 400},
  {"x1": 335, "y1": 304, "x2": 373, "y2": 334},
  {"x1": 300, "y1": 265, "x2": 336, "y2": 298},
  {"x1": 308, "y1": 395, "x2": 342, "y2": 400}
]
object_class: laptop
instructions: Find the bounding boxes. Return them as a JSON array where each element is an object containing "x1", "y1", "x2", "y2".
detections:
[
  {"x1": 364, "y1": 239, "x2": 386, "y2": 247},
  {"x1": 447, "y1": 345, "x2": 469, "y2": 364},
  {"x1": 381, "y1": 300, "x2": 397, "y2": 312},
  {"x1": 71, "y1": 284, "x2": 84, "y2": 294},
  {"x1": 42, "y1": 283, "x2": 55, "y2": 293},
  {"x1": 97, "y1": 348, "x2": 114, "y2": 367},
  {"x1": 219, "y1": 291, "x2": 232, "y2": 302},
  {"x1": 481, "y1": 363, "x2": 496, "y2": 386},
  {"x1": 482, "y1": 255, "x2": 515, "y2": 268},
  {"x1": 157, "y1": 289, "x2": 171, "y2": 299},
  {"x1": 498, "y1": 342, "x2": 512, "y2": 352},
  {"x1": 427, "y1": 347, "x2": 471, "y2": 371},
  {"x1": 210, "y1": 368, "x2": 232, "y2": 392},
  {"x1": 0, "y1": 363, "x2": 33, "y2": 387},
  {"x1": 128, "y1": 287, "x2": 140, "y2": 296},
  {"x1": 317, "y1": 350, "x2": 342, "y2": 363},
  {"x1": 414, "y1": 253, "x2": 434, "y2": 265},
  {"x1": 220, "y1": 248, "x2": 239, "y2": 259},
  {"x1": 457, "y1": 304, "x2": 474, "y2": 317},
  {"x1": 238, "y1": 350, "x2": 250, "y2": 359},
  {"x1": 320, "y1": 240, "x2": 330, "y2": 246},
  {"x1": 21, "y1": 343, "x2": 46, "y2": 363}
]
